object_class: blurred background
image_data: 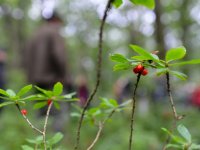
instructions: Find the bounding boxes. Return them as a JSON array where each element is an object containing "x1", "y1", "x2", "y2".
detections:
[{"x1": 0, "y1": 0, "x2": 200, "y2": 149}]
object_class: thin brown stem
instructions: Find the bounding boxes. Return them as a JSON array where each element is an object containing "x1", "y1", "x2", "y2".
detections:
[
  {"x1": 74, "y1": 0, "x2": 114, "y2": 149},
  {"x1": 87, "y1": 122, "x2": 103, "y2": 150},
  {"x1": 87, "y1": 109, "x2": 116, "y2": 150},
  {"x1": 166, "y1": 72, "x2": 178, "y2": 120},
  {"x1": 16, "y1": 104, "x2": 43, "y2": 134},
  {"x1": 129, "y1": 73, "x2": 141, "y2": 150},
  {"x1": 43, "y1": 102, "x2": 53, "y2": 150},
  {"x1": 162, "y1": 72, "x2": 185, "y2": 149}
]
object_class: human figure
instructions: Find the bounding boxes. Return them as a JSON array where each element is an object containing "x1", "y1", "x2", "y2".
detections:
[
  {"x1": 0, "y1": 48, "x2": 6, "y2": 113},
  {"x1": 76, "y1": 75, "x2": 89, "y2": 107},
  {"x1": 23, "y1": 12, "x2": 71, "y2": 131},
  {"x1": 24, "y1": 12, "x2": 69, "y2": 90}
]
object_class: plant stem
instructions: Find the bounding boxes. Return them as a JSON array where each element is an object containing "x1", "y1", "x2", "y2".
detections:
[
  {"x1": 16, "y1": 104, "x2": 43, "y2": 134},
  {"x1": 166, "y1": 72, "x2": 178, "y2": 120},
  {"x1": 74, "y1": 0, "x2": 113, "y2": 149},
  {"x1": 87, "y1": 109, "x2": 116, "y2": 150},
  {"x1": 43, "y1": 102, "x2": 53, "y2": 150},
  {"x1": 129, "y1": 73, "x2": 141, "y2": 150}
]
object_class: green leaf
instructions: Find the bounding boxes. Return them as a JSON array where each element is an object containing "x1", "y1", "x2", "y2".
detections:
[
  {"x1": 0, "y1": 89, "x2": 9, "y2": 96},
  {"x1": 53, "y1": 82, "x2": 63, "y2": 96},
  {"x1": 165, "y1": 46, "x2": 186, "y2": 62},
  {"x1": 177, "y1": 124, "x2": 191, "y2": 143},
  {"x1": 0, "y1": 101, "x2": 15, "y2": 107},
  {"x1": 130, "y1": 0, "x2": 155, "y2": 9},
  {"x1": 112, "y1": 0, "x2": 123, "y2": 8},
  {"x1": 88, "y1": 108, "x2": 101, "y2": 117},
  {"x1": 34, "y1": 86, "x2": 47, "y2": 94},
  {"x1": 130, "y1": 45, "x2": 160, "y2": 64},
  {"x1": 70, "y1": 112, "x2": 81, "y2": 117},
  {"x1": 54, "y1": 102, "x2": 60, "y2": 109},
  {"x1": 169, "y1": 70, "x2": 188, "y2": 80},
  {"x1": 156, "y1": 68, "x2": 169, "y2": 76},
  {"x1": 131, "y1": 55, "x2": 149, "y2": 61},
  {"x1": 165, "y1": 144, "x2": 182, "y2": 149},
  {"x1": 191, "y1": 144, "x2": 200, "y2": 149},
  {"x1": 35, "y1": 135, "x2": 43, "y2": 144},
  {"x1": 161, "y1": 128, "x2": 185, "y2": 144},
  {"x1": 170, "y1": 59, "x2": 200, "y2": 66},
  {"x1": 48, "y1": 132, "x2": 64, "y2": 145},
  {"x1": 21, "y1": 145, "x2": 34, "y2": 150},
  {"x1": 62, "y1": 92, "x2": 76, "y2": 99},
  {"x1": 6, "y1": 89, "x2": 16, "y2": 97},
  {"x1": 100, "y1": 98, "x2": 118, "y2": 108},
  {"x1": 110, "y1": 53, "x2": 129, "y2": 63},
  {"x1": 33, "y1": 101, "x2": 47, "y2": 109},
  {"x1": 17, "y1": 85, "x2": 32, "y2": 97},
  {"x1": 113, "y1": 63, "x2": 132, "y2": 71}
]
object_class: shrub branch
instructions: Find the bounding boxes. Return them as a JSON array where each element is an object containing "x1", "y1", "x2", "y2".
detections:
[
  {"x1": 74, "y1": 0, "x2": 114, "y2": 149},
  {"x1": 129, "y1": 73, "x2": 141, "y2": 150}
]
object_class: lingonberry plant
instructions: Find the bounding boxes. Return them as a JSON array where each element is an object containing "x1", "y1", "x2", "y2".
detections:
[
  {"x1": 110, "y1": 44, "x2": 200, "y2": 149},
  {"x1": 0, "y1": 82, "x2": 76, "y2": 150}
]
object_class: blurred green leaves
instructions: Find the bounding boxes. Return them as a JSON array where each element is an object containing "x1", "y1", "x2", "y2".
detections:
[
  {"x1": 162, "y1": 124, "x2": 200, "y2": 150},
  {"x1": 0, "y1": 82, "x2": 76, "y2": 109},
  {"x1": 112, "y1": 0, "x2": 155, "y2": 9},
  {"x1": 110, "y1": 44, "x2": 200, "y2": 81}
]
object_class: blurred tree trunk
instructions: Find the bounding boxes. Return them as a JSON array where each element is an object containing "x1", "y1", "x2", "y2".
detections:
[{"x1": 154, "y1": 0, "x2": 166, "y2": 59}]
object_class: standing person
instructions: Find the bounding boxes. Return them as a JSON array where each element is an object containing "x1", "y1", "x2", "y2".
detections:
[
  {"x1": 23, "y1": 11, "x2": 71, "y2": 131},
  {"x1": 24, "y1": 12, "x2": 68, "y2": 91}
]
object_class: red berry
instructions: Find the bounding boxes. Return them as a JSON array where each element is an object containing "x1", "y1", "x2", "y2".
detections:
[
  {"x1": 133, "y1": 64, "x2": 144, "y2": 74},
  {"x1": 47, "y1": 99, "x2": 52, "y2": 106},
  {"x1": 21, "y1": 109, "x2": 27, "y2": 116},
  {"x1": 141, "y1": 69, "x2": 148, "y2": 76}
]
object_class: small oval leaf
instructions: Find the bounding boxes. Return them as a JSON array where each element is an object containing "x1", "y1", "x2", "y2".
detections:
[{"x1": 166, "y1": 46, "x2": 186, "y2": 62}]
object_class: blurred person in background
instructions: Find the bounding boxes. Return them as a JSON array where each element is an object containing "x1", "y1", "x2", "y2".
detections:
[
  {"x1": 23, "y1": 11, "x2": 72, "y2": 131},
  {"x1": 0, "y1": 48, "x2": 7, "y2": 113},
  {"x1": 75, "y1": 75, "x2": 89, "y2": 107}
]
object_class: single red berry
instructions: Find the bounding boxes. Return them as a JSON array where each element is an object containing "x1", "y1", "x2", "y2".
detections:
[
  {"x1": 141, "y1": 69, "x2": 148, "y2": 76},
  {"x1": 133, "y1": 64, "x2": 144, "y2": 74},
  {"x1": 21, "y1": 109, "x2": 27, "y2": 116},
  {"x1": 47, "y1": 99, "x2": 52, "y2": 106}
]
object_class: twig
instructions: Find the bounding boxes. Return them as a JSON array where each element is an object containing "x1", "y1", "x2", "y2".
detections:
[
  {"x1": 87, "y1": 122, "x2": 103, "y2": 150},
  {"x1": 42, "y1": 102, "x2": 53, "y2": 150},
  {"x1": 162, "y1": 72, "x2": 184, "y2": 149},
  {"x1": 87, "y1": 109, "x2": 116, "y2": 150},
  {"x1": 166, "y1": 72, "x2": 178, "y2": 120},
  {"x1": 22, "y1": 114, "x2": 43, "y2": 134},
  {"x1": 16, "y1": 104, "x2": 43, "y2": 134},
  {"x1": 129, "y1": 73, "x2": 142, "y2": 150},
  {"x1": 74, "y1": 0, "x2": 114, "y2": 149}
]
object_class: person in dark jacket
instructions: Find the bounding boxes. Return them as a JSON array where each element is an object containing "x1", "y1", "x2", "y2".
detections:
[{"x1": 24, "y1": 12, "x2": 68, "y2": 89}]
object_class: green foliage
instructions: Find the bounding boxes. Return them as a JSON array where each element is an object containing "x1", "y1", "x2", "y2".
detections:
[
  {"x1": 162, "y1": 124, "x2": 200, "y2": 150},
  {"x1": 112, "y1": 0, "x2": 155, "y2": 9},
  {"x1": 130, "y1": 0, "x2": 155, "y2": 9},
  {"x1": 22, "y1": 132, "x2": 64, "y2": 150},
  {"x1": 71, "y1": 98, "x2": 131, "y2": 125},
  {"x1": 165, "y1": 47, "x2": 186, "y2": 63},
  {"x1": 112, "y1": 0, "x2": 123, "y2": 8},
  {"x1": 0, "y1": 82, "x2": 76, "y2": 110},
  {"x1": 110, "y1": 44, "x2": 200, "y2": 80}
]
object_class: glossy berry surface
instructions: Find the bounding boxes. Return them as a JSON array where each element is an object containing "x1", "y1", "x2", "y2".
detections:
[
  {"x1": 21, "y1": 109, "x2": 27, "y2": 115},
  {"x1": 133, "y1": 64, "x2": 144, "y2": 74},
  {"x1": 141, "y1": 69, "x2": 148, "y2": 76},
  {"x1": 47, "y1": 99, "x2": 52, "y2": 106}
]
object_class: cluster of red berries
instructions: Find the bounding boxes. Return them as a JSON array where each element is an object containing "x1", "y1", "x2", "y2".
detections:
[
  {"x1": 21, "y1": 109, "x2": 27, "y2": 116},
  {"x1": 133, "y1": 64, "x2": 148, "y2": 76}
]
